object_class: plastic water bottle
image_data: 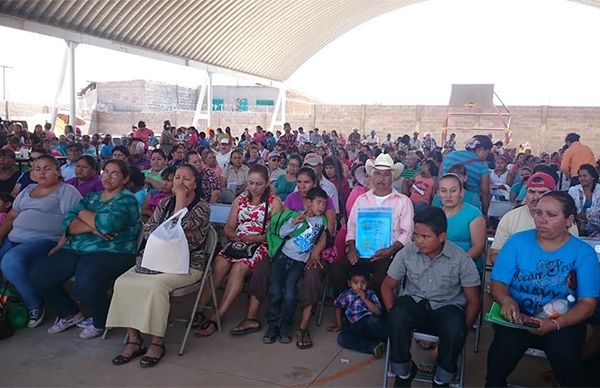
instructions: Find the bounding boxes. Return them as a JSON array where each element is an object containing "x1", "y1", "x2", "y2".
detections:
[{"x1": 535, "y1": 295, "x2": 576, "y2": 319}]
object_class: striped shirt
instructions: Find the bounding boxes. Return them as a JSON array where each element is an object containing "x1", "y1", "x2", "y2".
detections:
[{"x1": 441, "y1": 150, "x2": 489, "y2": 193}]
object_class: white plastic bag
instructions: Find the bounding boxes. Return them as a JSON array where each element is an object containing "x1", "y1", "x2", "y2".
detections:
[{"x1": 141, "y1": 208, "x2": 190, "y2": 274}]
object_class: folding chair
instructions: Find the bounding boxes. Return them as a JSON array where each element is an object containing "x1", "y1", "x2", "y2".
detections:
[
  {"x1": 220, "y1": 188, "x2": 235, "y2": 205},
  {"x1": 171, "y1": 224, "x2": 221, "y2": 356},
  {"x1": 316, "y1": 271, "x2": 330, "y2": 327},
  {"x1": 382, "y1": 332, "x2": 467, "y2": 388},
  {"x1": 473, "y1": 238, "x2": 490, "y2": 353}
]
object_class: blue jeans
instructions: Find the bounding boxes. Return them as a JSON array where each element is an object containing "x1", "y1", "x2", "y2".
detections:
[
  {"x1": 0, "y1": 238, "x2": 56, "y2": 311},
  {"x1": 265, "y1": 252, "x2": 305, "y2": 330},
  {"x1": 29, "y1": 248, "x2": 135, "y2": 329},
  {"x1": 337, "y1": 314, "x2": 387, "y2": 354}
]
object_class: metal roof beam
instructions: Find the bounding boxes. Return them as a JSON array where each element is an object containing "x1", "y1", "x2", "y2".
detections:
[{"x1": 0, "y1": 14, "x2": 283, "y2": 88}]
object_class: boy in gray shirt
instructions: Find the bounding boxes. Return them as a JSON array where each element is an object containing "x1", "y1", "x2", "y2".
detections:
[
  {"x1": 381, "y1": 206, "x2": 480, "y2": 387},
  {"x1": 263, "y1": 187, "x2": 328, "y2": 344}
]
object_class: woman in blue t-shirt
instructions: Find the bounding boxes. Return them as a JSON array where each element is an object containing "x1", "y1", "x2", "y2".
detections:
[{"x1": 487, "y1": 191, "x2": 600, "y2": 387}]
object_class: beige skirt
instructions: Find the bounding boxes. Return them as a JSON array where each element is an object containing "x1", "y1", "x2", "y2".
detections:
[{"x1": 106, "y1": 266, "x2": 203, "y2": 337}]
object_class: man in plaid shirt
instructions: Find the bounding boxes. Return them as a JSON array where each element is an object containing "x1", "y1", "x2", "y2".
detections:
[{"x1": 422, "y1": 132, "x2": 437, "y2": 151}]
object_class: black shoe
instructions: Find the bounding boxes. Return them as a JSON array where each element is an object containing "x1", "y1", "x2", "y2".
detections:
[
  {"x1": 262, "y1": 325, "x2": 279, "y2": 344},
  {"x1": 279, "y1": 326, "x2": 292, "y2": 344},
  {"x1": 393, "y1": 362, "x2": 418, "y2": 387}
]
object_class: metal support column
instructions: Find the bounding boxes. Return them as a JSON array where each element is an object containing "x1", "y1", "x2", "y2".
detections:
[
  {"x1": 67, "y1": 40, "x2": 78, "y2": 128},
  {"x1": 192, "y1": 72, "x2": 212, "y2": 129},
  {"x1": 206, "y1": 72, "x2": 212, "y2": 128},
  {"x1": 269, "y1": 85, "x2": 286, "y2": 132},
  {"x1": 49, "y1": 45, "x2": 69, "y2": 132}
]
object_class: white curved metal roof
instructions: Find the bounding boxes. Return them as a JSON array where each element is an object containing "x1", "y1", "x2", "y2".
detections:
[{"x1": 0, "y1": 0, "x2": 597, "y2": 82}]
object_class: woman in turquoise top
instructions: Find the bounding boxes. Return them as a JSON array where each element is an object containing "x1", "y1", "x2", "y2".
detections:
[
  {"x1": 30, "y1": 159, "x2": 141, "y2": 340},
  {"x1": 274, "y1": 154, "x2": 302, "y2": 201},
  {"x1": 438, "y1": 173, "x2": 487, "y2": 270}
]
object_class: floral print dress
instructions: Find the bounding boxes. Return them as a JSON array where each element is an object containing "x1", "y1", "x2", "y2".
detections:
[{"x1": 221, "y1": 191, "x2": 275, "y2": 269}]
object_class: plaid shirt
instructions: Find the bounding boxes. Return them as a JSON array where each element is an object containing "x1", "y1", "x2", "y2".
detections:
[
  {"x1": 422, "y1": 137, "x2": 437, "y2": 150},
  {"x1": 334, "y1": 288, "x2": 381, "y2": 323}
]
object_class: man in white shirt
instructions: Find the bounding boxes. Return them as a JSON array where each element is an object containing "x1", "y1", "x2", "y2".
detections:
[
  {"x1": 490, "y1": 172, "x2": 579, "y2": 264},
  {"x1": 364, "y1": 130, "x2": 379, "y2": 147},
  {"x1": 296, "y1": 127, "x2": 310, "y2": 145},
  {"x1": 215, "y1": 138, "x2": 233, "y2": 169}
]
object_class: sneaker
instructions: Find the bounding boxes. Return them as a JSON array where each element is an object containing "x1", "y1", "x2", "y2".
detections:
[
  {"x1": 279, "y1": 326, "x2": 292, "y2": 344},
  {"x1": 393, "y1": 362, "x2": 418, "y2": 387},
  {"x1": 79, "y1": 325, "x2": 104, "y2": 340},
  {"x1": 372, "y1": 342, "x2": 385, "y2": 359},
  {"x1": 76, "y1": 317, "x2": 94, "y2": 329},
  {"x1": 27, "y1": 308, "x2": 45, "y2": 328},
  {"x1": 47, "y1": 312, "x2": 85, "y2": 334},
  {"x1": 262, "y1": 325, "x2": 279, "y2": 344}
]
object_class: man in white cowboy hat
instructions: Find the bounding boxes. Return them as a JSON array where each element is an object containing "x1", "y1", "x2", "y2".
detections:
[{"x1": 330, "y1": 153, "x2": 414, "y2": 295}]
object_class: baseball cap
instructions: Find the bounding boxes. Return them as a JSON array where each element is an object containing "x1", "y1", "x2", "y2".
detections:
[
  {"x1": 303, "y1": 153, "x2": 323, "y2": 166},
  {"x1": 220, "y1": 138, "x2": 230, "y2": 144},
  {"x1": 268, "y1": 151, "x2": 280, "y2": 160},
  {"x1": 526, "y1": 172, "x2": 556, "y2": 190}
]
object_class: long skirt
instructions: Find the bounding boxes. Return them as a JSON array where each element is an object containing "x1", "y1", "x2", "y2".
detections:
[{"x1": 106, "y1": 266, "x2": 203, "y2": 337}]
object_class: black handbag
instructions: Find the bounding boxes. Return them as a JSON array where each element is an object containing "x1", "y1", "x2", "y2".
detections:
[{"x1": 222, "y1": 200, "x2": 269, "y2": 260}]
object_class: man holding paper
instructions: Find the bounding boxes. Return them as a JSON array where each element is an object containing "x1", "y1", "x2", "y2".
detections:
[{"x1": 332, "y1": 153, "x2": 413, "y2": 294}]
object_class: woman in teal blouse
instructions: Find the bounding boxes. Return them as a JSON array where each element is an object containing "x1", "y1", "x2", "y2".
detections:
[{"x1": 30, "y1": 159, "x2": 141, "y2": 340}]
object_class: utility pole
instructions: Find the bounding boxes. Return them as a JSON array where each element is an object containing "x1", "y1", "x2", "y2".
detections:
[{"x1": 0, "y1": 64, "x2": 13, "y2": 120}]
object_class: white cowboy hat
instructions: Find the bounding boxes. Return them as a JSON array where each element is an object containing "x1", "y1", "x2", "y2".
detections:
[{"x1": 365, "y1": 153, "x2": 404, "y2": 179}]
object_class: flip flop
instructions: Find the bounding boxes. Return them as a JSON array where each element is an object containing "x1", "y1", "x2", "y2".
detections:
[
  {"x1": 112, "y1": 341, "x2": 146, "y2": 366},
  {"x1": 296, "y1": 329, "x2": 313, "y2": 349},
  {"x1": 196, "y1": 319, "x2": 218, "y2": 337},
  {"x1": 230, "y1": 318, "x2": 262, "y2": 336}
]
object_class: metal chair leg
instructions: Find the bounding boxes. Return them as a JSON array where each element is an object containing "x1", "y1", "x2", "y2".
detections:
[
  {"x1": 382, "y1": 337, "x2": 391, "y2": 387},
  {"x1": 316, "y1": 274, "x2": 329, "y2": 326}
]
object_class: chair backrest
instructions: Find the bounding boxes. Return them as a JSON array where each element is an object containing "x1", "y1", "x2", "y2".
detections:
[
  {"x1": 209, "y1": 204, "x2": 232, "y2": 224},
  {"x1": 136, "y1": 221, "x2": 145, "y2": 251},
  {"x1": 487, "y1": 200, "x2": 515, "y2": 218},
  {"x1": 579, "y1": 237, "x2": 600, "y2": 263},
  {"x1": 220, "y1": 188, "x2": 235, "y2": 204}
]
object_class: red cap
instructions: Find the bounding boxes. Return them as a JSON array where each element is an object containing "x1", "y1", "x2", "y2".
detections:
[{"x1": 526, "y1": 172, "x2": 556, "y2": 190}]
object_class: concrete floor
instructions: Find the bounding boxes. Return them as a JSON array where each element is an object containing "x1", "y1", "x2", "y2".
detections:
[{"x1": 0, "y1": 290, "x2": 553, "y2": 387}]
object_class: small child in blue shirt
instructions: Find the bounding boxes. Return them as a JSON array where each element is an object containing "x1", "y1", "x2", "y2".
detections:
[
  {"x1": 328, "y1": 266, "x2": 387, "y2": 358},
  {"x1": 263, "y1": 187, "x2": 328, "y2": 345}
]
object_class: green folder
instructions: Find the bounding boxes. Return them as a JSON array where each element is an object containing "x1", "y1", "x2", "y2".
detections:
[{"x1": 484, "y1": 302, "x2": 535, "y2": 330}]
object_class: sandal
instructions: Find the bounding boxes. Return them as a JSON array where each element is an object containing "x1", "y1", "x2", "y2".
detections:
[
  {"x1": 230, "y1": 318, "x2": 262, "y2": 336},
  {"x1": 296, "y1": 328, "x2": 313, "y2": 349},
  {"x1": 112, "y1": 341, "x2": 146, "y2": 366},
  {"x1": 196, "y1": 319, "x2": 218, "y2": 337},
  {"x1": 191, "y1": 312, "x2": 206, "y2": 329},
  {"x1": 139, "y1": 343, "x2": 166, "y2": 368}
]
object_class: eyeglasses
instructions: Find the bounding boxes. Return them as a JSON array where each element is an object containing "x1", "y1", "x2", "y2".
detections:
[{"x1": 101, "y1": 170, "x2": 123, "y2": 179}]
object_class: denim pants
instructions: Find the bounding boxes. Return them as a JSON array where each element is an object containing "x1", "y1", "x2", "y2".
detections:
[
  {"x1": 485, "y1": 322, "x2": 586, "y2": 387},
  {"x1": 337, "y1": 314, "x2": 387, "y2": 354},
  {"x1": 388, "y1": 295, "x2": 466, "y2": 384},
  {"x1": 29, "y1": 248, "x2": 135, "y2": 329},
  {"x1": 0, "y1": 238, "x2": 56, "y2": 311},
  {"x1": 265, "y1": 252, "x2": 304, "y2": 330}
]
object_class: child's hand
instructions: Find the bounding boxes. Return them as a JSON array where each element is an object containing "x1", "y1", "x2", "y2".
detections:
[
  {"x1": 354, "y1": 289, "x2": 367, "y2": 300},
  {"x1": 327, "y1": 324, "x2": 342, "y2": 333},
  {"x1": 293, "y1": 214, "x2": 307, "y2": 224}
]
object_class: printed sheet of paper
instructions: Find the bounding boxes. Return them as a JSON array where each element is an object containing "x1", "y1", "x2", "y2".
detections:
[{"x1": 356, "y1": 207, "x2": 393, "y2": 259}]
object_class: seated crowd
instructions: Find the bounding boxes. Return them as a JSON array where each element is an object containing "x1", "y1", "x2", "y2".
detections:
[{"x1": 0, "y1": 120, "x2": 599, "y2": 386}]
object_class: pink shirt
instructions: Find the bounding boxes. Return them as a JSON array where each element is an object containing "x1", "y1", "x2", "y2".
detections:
[
  {"x1": 346, "y1": 188, "x2": 414, "y2": 248},
  {"x1": 346, "y1": 186, "x2": 365, "y2": 216}
]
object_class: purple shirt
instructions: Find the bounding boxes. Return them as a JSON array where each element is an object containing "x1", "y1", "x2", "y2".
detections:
[
  {"x1": 65, "y1": 176, "x2": 104, "y2": 197},
  {"x1": 283, "y1": 191, "x2": 335, "y2": 211}
]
